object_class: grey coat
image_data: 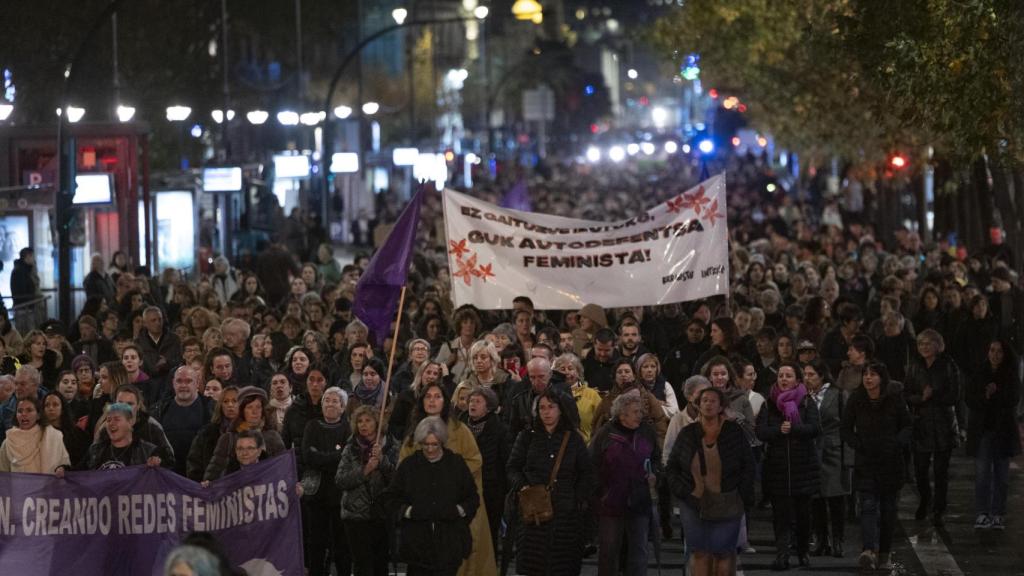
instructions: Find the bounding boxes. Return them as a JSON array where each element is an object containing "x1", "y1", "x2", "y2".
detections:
[
  {"x1": 335, "y1": 435, "x2": 399, "y2": 521},
  {"x1": 812, "y1": 385, "x2": 852, "y2": 497}
]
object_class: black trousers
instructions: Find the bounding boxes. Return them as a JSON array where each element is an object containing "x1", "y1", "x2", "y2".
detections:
[
  {"x1": 307, "y1": 503, "x2": 351, "y2": 576},
  {"x1": 914, "y1": 449, "x2": 952, "y2": 515},
  {"x1": 812, "y1": 496, "x2": 845, "y2": 543},
  {"x1": 770, "y1": 494, "x2": 812, "y2": 555},
  {"x1": 345, "y1": 518, "x2": 390, "y2": 576}
]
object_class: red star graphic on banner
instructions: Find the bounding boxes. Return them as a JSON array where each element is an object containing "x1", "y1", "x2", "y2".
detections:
[
  {"x1": 477, "y1": 263, "x2": 495, "y2": 282},
  {"x1": 705, "y1": 198, "x2": 724, "y2": 227},
  {"x1": 448, "y1": 239, "x2": 470, "y2": 259},
  {"x1": 666, "y1": 195, "x2": 685, "y2": 214},
  {"x1": 453, "y1": 254, "x2": 479, "y2": 286},
  {"x1": 682, "y1": 185, "x2": 711, "y2": 216}
]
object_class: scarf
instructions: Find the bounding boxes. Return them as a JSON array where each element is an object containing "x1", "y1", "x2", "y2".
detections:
[
  {"x1": 355, "y1": 434, "x2": 375, "y2": 464},
  {"x1": 770, "y1": 383, "x2": 807, "y2": 425},
  {"x1": 467, "y1": 413, "x2": 489, "y2": 437},
  {"x1": 639, "y1": 377, "x2": 667, "y2": 402},
  {"x1": 353, "y1": 382, "x2": 384, "y2": 408},
  {"x1": 269, "y1": 396, "x2": 293, "y2": 428}
]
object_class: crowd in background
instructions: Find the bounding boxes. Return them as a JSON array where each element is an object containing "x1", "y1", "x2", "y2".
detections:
[{"x1": 0, "y1": 153, "x2": 1022, "y2": 576}]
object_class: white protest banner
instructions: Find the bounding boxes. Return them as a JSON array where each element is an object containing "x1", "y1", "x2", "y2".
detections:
[{"x1": 442, "y1": 173, "x2": 729, "y2": 309}]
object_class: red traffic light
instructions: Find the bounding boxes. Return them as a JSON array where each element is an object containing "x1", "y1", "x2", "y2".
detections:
[{"x1": 889, "y1": 154, "x2": 907, "y2": 169}]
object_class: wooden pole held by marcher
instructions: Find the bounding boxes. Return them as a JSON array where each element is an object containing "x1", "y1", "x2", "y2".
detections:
[{"x1": 376, "y1": 285, "x2": 407, "y2": 445}]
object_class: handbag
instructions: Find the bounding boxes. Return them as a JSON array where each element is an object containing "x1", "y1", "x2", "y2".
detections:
[
  {"x1": 300, "y1": 469, "x2": 322, "y2": 497},
  {"x1": 518, "y1": 432, "x2": 570, "y2": 526},
  {"x1": 695, "y1": 429, "x2": 745, "y2": 521}
]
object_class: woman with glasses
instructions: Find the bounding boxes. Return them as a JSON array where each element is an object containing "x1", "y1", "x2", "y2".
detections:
[{"x1": 385, "y1": 416, "x2": 479, "y2": 576}]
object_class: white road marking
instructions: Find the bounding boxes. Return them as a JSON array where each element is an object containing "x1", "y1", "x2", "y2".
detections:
[{"x1": 899, "y1": 512, "x2": 965, "y2": 576}]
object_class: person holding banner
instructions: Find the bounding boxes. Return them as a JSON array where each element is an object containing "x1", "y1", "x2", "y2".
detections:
[
  {"x1": 85, "y1": 402, "x2": 161, "y2": 470},
  {"x1": 592, "y1": 359, "x2": 669, "y2": 446},
  {"x1": 386, "y1": 415, "x2": 480, "y2": 576},
  {"x1": 336, "y1": 404, "x2": 399, "y2": 576},
  {"x1": 0, "y1": 396, "x2": 70, "y2": 475},
  {"x1": 187, "y1": 385, "x2": 240, "y2": 481}
]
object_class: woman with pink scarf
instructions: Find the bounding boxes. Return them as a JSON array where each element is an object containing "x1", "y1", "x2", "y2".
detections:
[{"x1": 755, "y1": 362, "x2": 821, "y2": 571}]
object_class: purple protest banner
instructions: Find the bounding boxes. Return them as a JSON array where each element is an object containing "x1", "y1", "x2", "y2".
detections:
[{"x1": 0, "y1": 451, "x2": 303, "y2": 575}]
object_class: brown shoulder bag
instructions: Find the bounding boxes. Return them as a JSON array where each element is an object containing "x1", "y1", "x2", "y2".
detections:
[{"x1": 518, "y1": 431, "x2": 570, "y2": 526}]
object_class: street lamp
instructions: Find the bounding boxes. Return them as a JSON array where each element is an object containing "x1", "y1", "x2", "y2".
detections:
[
  {"x1": 211, "y1": 109, "x2": 236, "y2": 123},
  {"x1": 0, "y1": 103, "x2": 11, "y2": 121},
  {"x1": 277, "y1": 110, "x2": 300, "y2": 125},
  {"x1": 300, "y1": 111, "x2": 325, "y2": 126},
  {"x1": 333, "y1": 105, "x2": 353, "y2": 119},
  {"x1": 473, "y1": 5, "x2": 489, "y2": 19},
  {"x1": 392, "y1": 7, "x2": 408, "y2": 25},
  {"x1": 116, "y1": 105, "x2": 136, "y2": 122},
  {"x1": 511, "y1": 0, "x2": 543, "y2": 23},
  {"x1": 246, "y1": 110, "x2": 269, "y2": 125},
  {"x1": 361, "y1": 102, "x2": 379, "y2": 116},
  {"x1": 166, "y1": 105, "x2": 192, "y2": 122},
  {"x1": 65, "y1": 106, "x2": 86, "y2": 123}
]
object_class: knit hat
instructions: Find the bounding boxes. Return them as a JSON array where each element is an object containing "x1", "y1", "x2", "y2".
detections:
[
  {"x1": 71, "y1": 354, "x2": 97, "y2": 373},
  {"x1": 579, "y1": 303, "x2": 608, "y2": 329}
]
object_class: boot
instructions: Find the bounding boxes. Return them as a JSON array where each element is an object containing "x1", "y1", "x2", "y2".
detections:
[
  {"x1": 811, "y1": 536, "x2": 831, "y2": 557},
  {"x1": 832, "y1": 540, "x2": 844, "y2": 558},
  {"x1": 770, "y1": 553, "x2": 790, "y2": 571}
]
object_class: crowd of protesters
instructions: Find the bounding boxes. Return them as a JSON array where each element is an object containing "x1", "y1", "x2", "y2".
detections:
[{"x1": 0, "y1": 152, "x2": 1022, "y2": 576}]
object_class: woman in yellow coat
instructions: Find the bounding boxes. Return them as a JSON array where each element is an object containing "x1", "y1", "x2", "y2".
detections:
[
  {"x1": 554, "y1": 353, "x2": 602, "y2": 443},
  {"x1": 400, "y1": 382, "x2": 496, "y2": 576}
]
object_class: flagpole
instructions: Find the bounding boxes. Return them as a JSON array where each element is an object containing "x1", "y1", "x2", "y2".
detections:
[{"x1": 375, "y1": 284, "x2": 407, "y2": 445}]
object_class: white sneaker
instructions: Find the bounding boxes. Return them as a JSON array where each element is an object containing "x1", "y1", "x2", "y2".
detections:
[
  {"x1": 991, "y1": 515, "x2": 1006, "y2": 530},
  {"x1": 975, "y1": 514, "x2": 993, "y2": 529}
]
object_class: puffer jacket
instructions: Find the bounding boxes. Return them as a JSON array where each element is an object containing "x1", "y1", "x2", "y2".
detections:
[
  {"x1": 903, "y1": 354, "x2": 961, "y2": 453},
  {"x1": 756, "y1": 396, "x2": 822, "y2": 497},
  {"x1": 335, "y1": 435, "x2": 398, "y2": 520},
  {"x1": 840, "y1": 385, "x2": 912, "y2": 492}
]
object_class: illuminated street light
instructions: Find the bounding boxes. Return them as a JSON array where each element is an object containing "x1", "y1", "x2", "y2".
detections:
[
  {"x1": 474, "y1": 5, "x2": 489, "y2": 19},
  {"x1": 116, "y1": 105, "x2": 136, "y2": 123},
  {"x1": 698, "y1": 139, "x2": 714, "y2": 154},
  {"x1": 0, "y1": 103, "x2": 12, "y2": 121},
  {"x1": 586, "y1": 146, "x2": 601, "y2": 163},
  {"x1": 300, "y1": 111, "x2": 325, "y2": 126},
  {"x1": 65, "y1": 106, "x2": 86, "y2": 123},
  {"x1": 640, "y1": 142, "x2": 655, "y2": 156},
  {"x1": 166, "y1": 105, "x2": 192, "y2": 122},
  {"x1": 392, "y1": 7, "x2": 408, "y2": 25},
  {"x1": 246, "y1": 110, "x2": 269, "y2": 125},
  {"x1": 608, "y1": 145, "x2": 626, "y2": 162},
  {"x1": 362, "y1": 102, "x2": 379, "y2": 116},
  {"x1": 277, "y1": 111, "x2": 300, "y2": 125},
  {"x1": 512, "y1": 0, "x2": 543, "y2": 22},
  {"x1": 627, "y1": 143, "x2": 640, "y2": 156},
  {"x1": 627, "y1": 69, "x2": 638, "y2": 80},
  {"x1": 334, "y1": 105, "x2": 353, "y2": 119},
  {"x1": 664, "y1": 140, "x2": 678, "y2": 154},
  {"x1": 211, "y1": 109, "x2": 236, "y2": 124}
]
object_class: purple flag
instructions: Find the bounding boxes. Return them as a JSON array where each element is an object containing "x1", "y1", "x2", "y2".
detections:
[
  {"x1": 354, "y1": 188, "x2": 424, "y2": 345},
  {"x1": 0, "y1": 451, "x2": 303, "y2": 575},
  {"x1": 499, "y1": 179, "x2": 532, "y2": 212}
]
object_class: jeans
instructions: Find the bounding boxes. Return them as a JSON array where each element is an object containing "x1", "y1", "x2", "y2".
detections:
[
  {"x1": 598, "y1": 513, "x2": 650, "y2": 576},
  {"x1": 975, "y1": 432, "x2": 1011, "y2": 516},
  {"x1": 770, "y1": 495, "x2": 811, "y2": 555},
  {"x1": 859, "y1": 490, "x2": 899, "y2": 554},
  {"x1": 914, "y1": 449, "x2": 952, "y2": 515}
]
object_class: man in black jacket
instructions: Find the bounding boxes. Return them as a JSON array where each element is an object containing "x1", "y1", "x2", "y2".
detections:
[
  {"x1": 507, "y1": 357, "x2": 579, "y2": 439},
  {"x1": 9, "y1": 247, "x2": 40, "y2": 307},
  {"x1": 135, "y1": 306, "x2": 182, "y2": 401}
]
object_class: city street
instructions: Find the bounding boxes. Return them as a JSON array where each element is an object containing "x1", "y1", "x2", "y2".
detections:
[{"x1": 575, "y1": 450, "x2": 1024, "y2": 576}]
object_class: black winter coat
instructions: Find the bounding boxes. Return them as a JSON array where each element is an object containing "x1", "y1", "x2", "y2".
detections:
[
  {"x1": 756, "y1": 396, "x2": 821, "y2": 497},
  {"x1": 301, "y1": 417, "x2": 350, "y2": 506},
  {"x1": 186, "y1": 422, "x2": 227, "y2": 481},
  {"x1": 840, "y1": 387, "x2": 912, "y2": 493},
  {"x1": 506, "y1": 427, "x2": 596, "y2": 576},
  {"x1": 383, "y1": 449, "x2": 479, "y2": 572},
  {"x1": 281, "y1": 393, "x2": 321, "y2": 470},
  {"x1": 903, "y1": 354, "x2": 961, "y2": 453},
  {"x1": 666, "y1": 419, "x2": 754, "y2": 510},
  {"x1": 466, "y1": 412, "x2": 510, "y2": 518},
  {"x1": 965, "y1": 362, "x2": 1022, "y2": 458}
]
